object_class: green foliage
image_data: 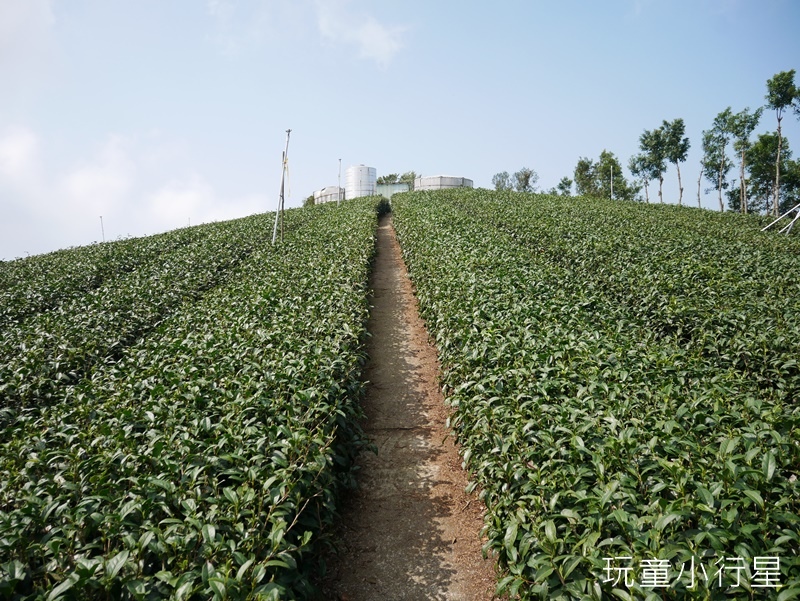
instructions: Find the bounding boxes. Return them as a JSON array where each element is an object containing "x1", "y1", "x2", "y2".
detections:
[
  {"x1": 662, "y1": 118, "x2": 690, "y2": 167},
  {"x1": 493, "y1": 171, "x2": 513, "y2": 192},
  {"x1": 0, "y1": 227, "x2": 204, "y2": 327},
  {"x1": 400, "y1": 171, "x2": 417, "y2": 190},
  {"x1": 1, "y1": 219, "x2": 271, "y2": 412},
  {"x1": 729, "y1": 108, "x2": 763, "y2": 158},
  {"x1": 765, "y1": 70, "x2": 798, "y2": 119},
  {"x1": 556, "y1": 177, "x2": 573, "y2": 196},
  {"x1": 728, "y1": 133, "x2": 800, "y2": 214},
  {"x1": 377, "y1": 171, "x2": 417, "y2": 190},
  {"x1": 513, "y1": 168, "x2": 539, "y2": 193},
  {"x1": 573, "y1": 157, "x2": 596, "y2": 197},
  {"x1": 0, "y1": 198, "x2": 383, "y2": 599},
  {"x1": 639, "y1": 127, "x2": 668, "y2": 203},
  {"x1": 765, "y1": 70, "x2": 800, "y2": 216},
  {"x1": 726, "y1": 107, "x2": 763, "y2": 213},
  {"x1": 574, "y1": 152, "x2": 637, "y2": 201},
  {"x1": 628, "y1": 153, "x2": 659, "y2": 203},
  {"x1": 548, "y1": 177, "x2": 573, "y2": 197},
  {"x1": 701, "y1": 109, "x2": 735, "y2": 211},
  {"x1": 661, "y1": 118, "x2": 691, "y2": 205},
  {"x1": 376, "y1": 173, "x2": 400, "y2": 185},
  {"x1": 393, "y1": 188, "x2": 800, "y2": 600},
  {"x1": 376, "y1": 196, "x2": 392, "y2": 217}
]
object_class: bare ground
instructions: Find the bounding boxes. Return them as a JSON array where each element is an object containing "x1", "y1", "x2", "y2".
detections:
[{"x1": 321, "y1": 215, "x2": 497, "y2": 600}]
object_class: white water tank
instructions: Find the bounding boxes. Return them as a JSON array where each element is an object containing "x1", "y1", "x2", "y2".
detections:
[
  {"x1": 414, "y1": 175, "x2": 474, "y2": 191},
  {"x1": 313, "y1": 186, "x2": 344, "y2": 204},
  {"x1": 345, "y1": 165, "x2": 377, "y2": 199}
]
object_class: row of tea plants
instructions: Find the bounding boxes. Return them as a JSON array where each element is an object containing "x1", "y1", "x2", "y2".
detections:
[
  {"x1": 392, "y1": 189, "x2": 800, "y2": 600},
  {"x1": 1, "y1": 218, "x2": 271, "y2": 412},
  {"x1": 0, "y1": 199, "x2": 383, "y2": 599}
]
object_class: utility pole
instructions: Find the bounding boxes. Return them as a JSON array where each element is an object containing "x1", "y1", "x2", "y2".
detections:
[
  {"x1": 272, "y1": 129, "x2": 291, "y2": 245},
  {"x1": 100, "y1": 216, "x2": 105, "y2": 242},
  {"x1": 610, "y1": 166, "x2": 614, "y2": 199},
  {"x1": 338, "y1": 158, "x2": 342, "y2": 205}
]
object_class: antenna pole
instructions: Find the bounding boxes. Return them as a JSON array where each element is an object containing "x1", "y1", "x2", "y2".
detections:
[
  {"x1": 610, "y1": 165, "x2": 614, "y2": 199},
  {"x1": 272, "y1": 129, "x2": 292, "y2": 245}
]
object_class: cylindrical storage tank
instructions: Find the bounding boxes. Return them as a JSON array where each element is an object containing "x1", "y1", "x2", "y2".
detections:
[
  {"x1": 414, "y1": 175, "x2": 474, "y2": 190},
  {"x1": 345, "y1": 165, "x2": 377, "y2": 199},
  {"x1": 314, "y1": 186, "x2": 344, "y2": 204}
]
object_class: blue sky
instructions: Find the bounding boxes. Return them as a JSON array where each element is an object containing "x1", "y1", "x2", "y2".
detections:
[{"x1": 1, "y1": 0, "x2": 799, "y2": 260}]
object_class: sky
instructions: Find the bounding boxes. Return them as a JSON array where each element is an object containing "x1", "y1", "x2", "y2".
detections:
[{"x1": 1, "y1": 0, "x2": 799, "y2": 260}]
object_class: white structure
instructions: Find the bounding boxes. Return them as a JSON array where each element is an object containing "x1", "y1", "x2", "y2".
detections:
[
  {"x1": 376, "y1": 182, "x2": 410, "y2": 199},
  {"x1": 313, "y1": 186, "x2": 344, "y2": 205},
  {"x1": 414, "y1": 175, "x2": 473, "y2": 191},
  {"x1": 345, "y1": 165, "x2": 377, "y2": 199}
]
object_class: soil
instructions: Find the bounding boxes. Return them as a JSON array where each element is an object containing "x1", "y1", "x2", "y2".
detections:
[{"x1": 321, "y1": 215, "x2": 497, "y2": 600}]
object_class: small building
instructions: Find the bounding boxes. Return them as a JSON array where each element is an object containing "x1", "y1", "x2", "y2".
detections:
[
  {"x1": 414, "y1": 175, "x2": 473, "y2": 191},
  {"x1": 313, "y1": 186, "x2": 344, "y2": 204},
  {"x1": 376, "y1": 182, "x2": 410, "y2": 199}
]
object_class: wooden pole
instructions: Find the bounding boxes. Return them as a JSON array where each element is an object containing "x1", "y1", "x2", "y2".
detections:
[{"x1": 272, "y1": 129, "x2": 291, "y2": 245}]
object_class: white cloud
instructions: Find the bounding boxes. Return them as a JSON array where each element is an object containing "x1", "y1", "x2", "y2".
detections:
[
  {"x1": 315, "y1": 0, "x2": 405, "y2": 68},
  {"x1": 0, "y1": 128, "x2": 267, "y2": 260},
  {"x1": 148, "y1": 174, "x2": 215, "y2": 224},
  {"x1": 148, "y1": 175, "x2": 264, "y2": 227},
  {"x1": 207, "y1": 0, "x2": 233, "y2": 20},
  {"x1": 59, "y1": 136, "x2": 136, "y2": 217},
  {"x1": 206, "y1": 0, "x2": 244, "y2": 55},
  {"x1": 205, "y1": 0, "x2": 307, "y2": 56},
  {"x1": 0, "y1": 125, "x2": 40, "y2": 185},
  {"x1": 203, "y1": 0, "x2": 404, "y2": 64},
  {"x1": 0, "y1": 0, "x2": 55, "y2": 78}
]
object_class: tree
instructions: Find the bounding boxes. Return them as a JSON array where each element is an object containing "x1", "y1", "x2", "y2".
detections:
[
  {"x1": 728, "y1": 133, "x2": 800, "y2": 214},
  {"x1": 661, "y1": 118, "x2": 691, "y2": 205},
  {"x1": 701, "y1": 108, "x2": 734, "y2": 211},
  {"x1": 378, "y1": 171, "x2": 417, "y2": 190},
  {"x1": 728, "y1": 107, "x2": 762, "y2": 213},
  {"x1": 513, "y1": 167, "x2": 539, "y2": 193},
  {"x1": 573, "y1": 152, "x2": 637, "y2": 201},
  {"x1": 629, "y1": 152, "x2": 660, "y2": 203},
  {"x1": 399, "y1": 171, "x2": 417, "y2": 190},
  {"x1": 304, "y1": 194, "x2": 315, "y2": 207},
  {"x1": 492, "y1": 171, "x2": 513, "y2": 191},
  {"x1": 765, "y1": 69, "x2": 799, "y2": 215},
  {"x1": 556, "y1": 177, "x2": 573, "y2": 196},
  {"x1": 376, "y1": 173, "x2": 400, "y2": 185},
  {"x1": 574, "y1": 157, "x2": 598, "y2": 197},
  {"x1": 596, "y1": 150, "x2": 638, "y2": 201},
  {"x1": 546, "y1": 177, "x2": 573, "y2": 196},
  {"x1": 639, "y1": 127, "x2": 667, "y2": 203}
]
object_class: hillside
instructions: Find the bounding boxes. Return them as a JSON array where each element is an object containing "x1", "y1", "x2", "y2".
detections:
[
  {"x1": 0, "y1": 199, "x2": 382, "y2": 599},
  {"x1": 392, "y1": 189, "x2": 800, "y2": 599},
  {"x1": 1, "y1": 190, "x2": 799, "y2": 599}
]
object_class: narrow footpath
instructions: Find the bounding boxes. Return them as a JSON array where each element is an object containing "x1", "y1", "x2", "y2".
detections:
[{"x1": 323, "y1": 215, "x2": 496, "y2": 600}]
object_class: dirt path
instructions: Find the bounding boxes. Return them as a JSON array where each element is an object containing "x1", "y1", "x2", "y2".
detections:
[{"x1": 322, "y1": 215, "x2": 497, "y2": 600}]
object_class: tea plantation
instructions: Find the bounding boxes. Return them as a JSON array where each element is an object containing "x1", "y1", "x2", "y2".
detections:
[
  {"x1": 0, "y1": 198, "x2": 382, "y2": 599},
  {"x1": 393, "y1": 189, "x2": 800, "y2": 600}
]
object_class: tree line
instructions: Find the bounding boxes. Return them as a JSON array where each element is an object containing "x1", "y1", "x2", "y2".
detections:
[
  {"x1": 492, "y1": 70, "x2": 800, "y2": 215},
  {"x1": 376, "y1": 171, "x2": 417, "y2": 189}
]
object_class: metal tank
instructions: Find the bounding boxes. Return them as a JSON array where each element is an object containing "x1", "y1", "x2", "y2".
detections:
[
  {"x1": 313, "y1": 186, "x2": 344, "y2": 204},
  {"x1": 345, "y1": 165, "x2": 377, "y2": 199},
  {"x1": 413, "y1": 175, "x2": 474, "y2": 190}
]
